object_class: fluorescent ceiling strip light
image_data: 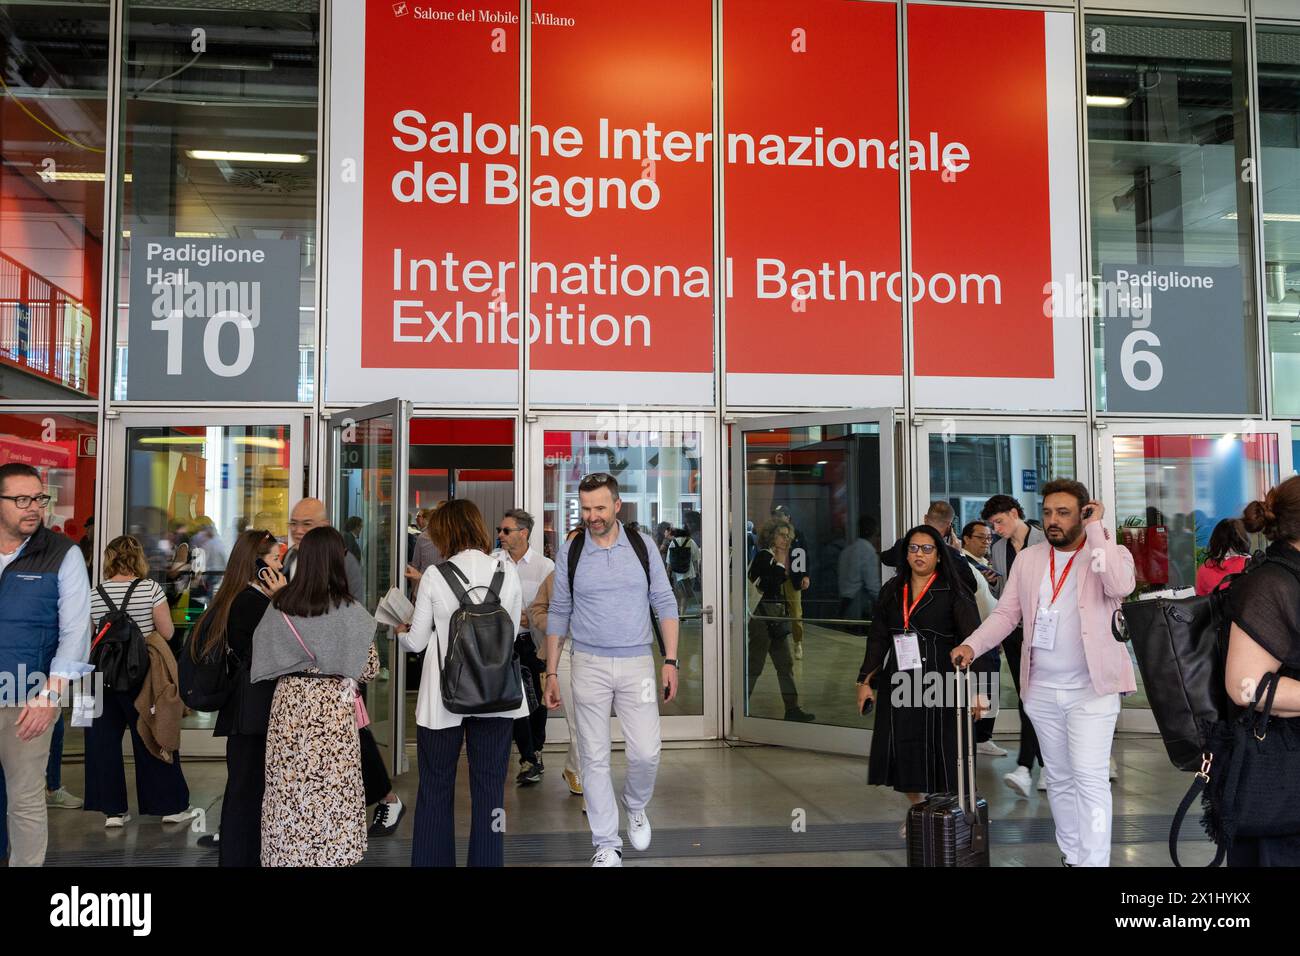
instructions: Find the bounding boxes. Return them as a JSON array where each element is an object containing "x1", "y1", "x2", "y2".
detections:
[
  {"x1": 1222, "y1": 212, "x2": 1300, "y2": 223},
  {"x1": 1086, "y1": 95, "x2": 1132, "y2": 108},
  {"x1": 186, "y1": 149, "x2": 308, "y2": 164},
  {"x1": 46, "y1": 172, "x2": 132, "y2": 182}
]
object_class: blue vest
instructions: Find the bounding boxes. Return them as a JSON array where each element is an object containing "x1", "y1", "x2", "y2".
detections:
[{"x1": 0, "y1": 525, "x2": 74, "y2": 685}]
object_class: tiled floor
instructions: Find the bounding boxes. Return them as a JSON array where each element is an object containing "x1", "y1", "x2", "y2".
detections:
[{"x1": 39, "y1": 733, "x2": 1218, "y2": 867}]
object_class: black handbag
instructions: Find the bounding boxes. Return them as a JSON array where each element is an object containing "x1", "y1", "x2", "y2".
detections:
[
  {"x1": 1169, "y1": 671, "x2": 1300, "y2": 866},
  {"x1": 1111, "y1": 587, "x2": 1232, "y2": 771}
]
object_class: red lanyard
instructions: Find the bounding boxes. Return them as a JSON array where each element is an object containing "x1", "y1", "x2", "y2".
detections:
[
  {"x1": 902, "y1": 573, "x2": 937, "y2": 631},
  {"x1": 1047, "y1": 541, "x2": 1085, "y2": 607}
]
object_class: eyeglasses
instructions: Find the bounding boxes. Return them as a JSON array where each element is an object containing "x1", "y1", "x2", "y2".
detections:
[
  {"x1": 907, "y1": 543, "x2": 938, "y2": 555},
  {"x1": 1, "y1": 494, "x2": 52, "y2": 509},
  {"x1": 496, "y1": 526, "x2": 519, "y2": 535}
]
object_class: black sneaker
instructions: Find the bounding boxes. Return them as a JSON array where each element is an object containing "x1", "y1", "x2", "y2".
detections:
[
  {"x1": 368, "y1": 796, "x2": 406, "y2": 837},
  {"x1": 784, "y1": 707, "x2": 817, "y2": 723},
  {"x1": 516, "y1": 759, "x2": 543, "y2": 786},
  {"x1": 197, "y1": 833, "x2": 219, "y2": 849}
]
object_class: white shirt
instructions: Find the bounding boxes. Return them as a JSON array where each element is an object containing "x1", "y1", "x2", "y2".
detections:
[
  {"x1": 961, "y1": 549, "x2": 997, "y2": 621},
  {"x1": 1029, "y1": 547, "x2": 1091, "y2": 690},
  {"x1": 400, "y1": 549, "x2": 528, "y2": 730},
  {"x1": 492, "y1": 546, "x2": 555, "y2": 633}
]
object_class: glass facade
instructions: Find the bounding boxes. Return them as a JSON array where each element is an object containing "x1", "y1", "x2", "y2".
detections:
[{"x1": 1, "y1": 0, "x2": 1297, "y2": 758}]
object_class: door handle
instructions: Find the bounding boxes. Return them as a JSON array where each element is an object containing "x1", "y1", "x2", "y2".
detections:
[{"x1": 703, "y1": 605, "x2": 714, "y2": 624}]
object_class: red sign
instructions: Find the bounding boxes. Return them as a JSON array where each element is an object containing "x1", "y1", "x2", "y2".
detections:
[
  {"x1": 723, "y1": 0, "x2": 903, "y2": 402},
  {"x1": 529, "y1": 0, "x2": 714, "y2": 395}
]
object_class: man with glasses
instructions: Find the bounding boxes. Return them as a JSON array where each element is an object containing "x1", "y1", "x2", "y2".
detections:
[
  {"x1": 0, "y1": 463, "x2": 92, "y2": 866},
  {"x1": 961, "y1": 521, "x2": 1007, "y2": 757},
  {"x1": 543, "y1": 473, "x2": 680, "y2": 867},
  {"x1": 492, "y1": 509, "x2": 555, "y2": 785}
]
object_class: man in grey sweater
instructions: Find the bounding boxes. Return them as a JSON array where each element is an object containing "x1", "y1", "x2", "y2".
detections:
[{"x1": 543, "y1": 473, "x2": 680, "y2": 867}]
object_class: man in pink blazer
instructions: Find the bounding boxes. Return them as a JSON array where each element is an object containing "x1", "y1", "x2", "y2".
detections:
[{"x1": 953, "y1": 479, "x2": 1136, "y2": 867}]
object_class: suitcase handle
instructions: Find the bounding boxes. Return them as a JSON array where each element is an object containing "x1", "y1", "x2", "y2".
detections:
[{"x1": 955, "y1": 665, "x2": 988, "y2": 853}]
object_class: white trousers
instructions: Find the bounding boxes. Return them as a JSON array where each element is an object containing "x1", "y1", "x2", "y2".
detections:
[
  {"x1": 571, "y1": 650, "x2": 661, "y2": 852},
  {"x1": 1023, "y1": 685, "x2": 1120, "y2": 867}
]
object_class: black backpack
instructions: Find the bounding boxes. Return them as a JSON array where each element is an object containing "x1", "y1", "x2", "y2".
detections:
[
  {"x1": 90, "y1": 581, "x2": 151, "y2": 694},
  {"x1": 667, "y1": 537, "x2": 693, "y2": 575},
  {"x1": 177, "y1": 616, "x2": 240, "y2": 712},
  {"x1": 435, "y1": 560, "x2": 524, "y2": 715},
  {"x1": 567, "y1": 525, "x2": 666, "y2": 655}
]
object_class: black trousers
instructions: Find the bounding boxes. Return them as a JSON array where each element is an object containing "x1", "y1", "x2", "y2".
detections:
[
  {"x1": 511, "y1": 636, "x2": 547, "y2": 762},
  {"x1": 219, "y1": 734, "x2": 265, "y2": 867},
  {"x1": 412, "y1": 718, "x2": 512, "y2": 867},
  {"x1": 1002, "y1": 629, "x2": 1042, "y2": 770},
  {"x1": 83, "y1": 689, "x2": 190, "y2": 817},
  {"x1": 356, "y1": 681, "x2": 392, "y2": 805}
]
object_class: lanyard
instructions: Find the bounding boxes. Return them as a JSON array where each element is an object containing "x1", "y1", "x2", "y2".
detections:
[
  {"x1": 1047, "y1": 541, "x2": 1085, "y2": 607},
  {"x1": 902, "y1": 573, "x2": 937, "y2": 631}
]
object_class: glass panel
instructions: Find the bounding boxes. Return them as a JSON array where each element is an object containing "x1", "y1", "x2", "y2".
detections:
[
  {"x1": 402, "y1": 417, "x2": 515, "y2": 753},
  {"x1": 334, "y1": 415, "x2": 395, "y2": 762},
  {"x1": 1260, "y1": 26, "x2": 1300, "y2": 416},
  {"x1": 1112, "y1": 431, "x2": 1281, "y2": 708},
  {"x1": 123, "y1": 422, "x2": 292, "y2": 733},
  {"x1": 0, "y1": 1, "x2": 109, "y2": 399},
  {"x1": 928, "y1": 431, "x2": 1077, "y2": 711},
  {"x1": 1086, "y1": 18, "x2": 1258, "y2": 414},
  {"x1": 742, "y1": 422, "x2": 882, "y2": 728},
  {"x1": 543, "y1": 428, "x2": 704, "y2": 717},
  {"x1": 114, "y1": 0, "x2": 320, "y2": 402}
]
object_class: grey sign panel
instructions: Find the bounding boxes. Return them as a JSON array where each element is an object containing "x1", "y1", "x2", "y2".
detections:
[
  {"x1": 127, "y1": 237, "x2": 300, "y2": 401},
  {"x1": 1100, "y1": 264, "x2": 1249, "y2": 414}
]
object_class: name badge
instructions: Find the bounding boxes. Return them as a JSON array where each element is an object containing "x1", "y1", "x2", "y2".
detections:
[
  {"x1": 1033, "y1": 607, "x2": 1059, "y2": 651},
  {"x1": 893, "y1": 631, "x2": 923, "y2": 671}
]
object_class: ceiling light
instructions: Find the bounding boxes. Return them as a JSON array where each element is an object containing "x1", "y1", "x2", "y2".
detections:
[
  {"x1": 186, "y1": 150, "x2": 308, "y2": 164},
  {"x1": 1086, "y1": 95, "x2": 1132, "y2": 108},
  {"x1": 1222, "y1": 212, "x2": 1300, "y2": 223},
  {"x1": 44, "y1": 171, "x2": 132, "y2": 182}
]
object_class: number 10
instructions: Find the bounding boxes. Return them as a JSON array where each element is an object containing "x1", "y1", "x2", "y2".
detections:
[{"x1": 150, "y1": 310, "x2": 258, "y2": 377}]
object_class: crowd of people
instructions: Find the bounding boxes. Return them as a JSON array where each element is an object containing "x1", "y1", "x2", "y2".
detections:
[{"x1": 3, "y1": 454, "x2": 1299, "y2": 868}]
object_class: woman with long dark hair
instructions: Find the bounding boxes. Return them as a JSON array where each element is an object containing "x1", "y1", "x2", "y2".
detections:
[
  {"x1": 856, "y1": 524, "x2": 981, "y2": 835},
  {"x1": 1224, "y1": 477, "x2": 1300, "y2": 865},
  {"x1": 194, "y1": 529, "x2": 284, "y2": 866},
  {"x1": 1195, "y1": 518, "x2": 1250, "y2": 596},
  {"x1": 251, "y1": 526, "x2": 377, "y2": 866}
]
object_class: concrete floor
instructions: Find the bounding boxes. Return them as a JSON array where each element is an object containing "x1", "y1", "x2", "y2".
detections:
[{"x1": 38, "y1": 732, "x2": 1218, "y2": 867}]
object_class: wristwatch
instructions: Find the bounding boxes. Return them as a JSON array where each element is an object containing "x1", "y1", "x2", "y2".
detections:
[
  {"x1": 38, "y1": 688, "x2": 61, "y2": 705},
  {"x1": 663, "y1": 658, "x2": 680, "y2": 668}
]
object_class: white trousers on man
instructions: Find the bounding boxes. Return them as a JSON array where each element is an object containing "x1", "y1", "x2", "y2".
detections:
[
  {"x1": 570, "y1": 650, "x2": 661, "y2": 852},
  {"x1": 1022, "y1": 684, "x2": 1120, "y2": 867}
]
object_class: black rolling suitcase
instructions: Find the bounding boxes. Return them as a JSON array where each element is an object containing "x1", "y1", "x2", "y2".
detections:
[{"x1": 906, "y1": 667, "x2": 991, "y2": 867}]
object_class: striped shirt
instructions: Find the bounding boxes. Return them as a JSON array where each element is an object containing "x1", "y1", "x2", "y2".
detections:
[{"x1": 90, "y1": 578, "x2": 167, "y2": 636}]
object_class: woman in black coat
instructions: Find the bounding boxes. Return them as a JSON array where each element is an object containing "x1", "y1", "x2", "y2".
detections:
[
  {"x1": 747, "y1": 517, "x2": 816, "y2": 723},
  {"x1": 856, "y1": 524, "x2": 981, "y2": 830}
]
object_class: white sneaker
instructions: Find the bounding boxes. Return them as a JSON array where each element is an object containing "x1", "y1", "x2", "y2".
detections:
[
  {"x1": 1003, "y1": 765, "x2": 1032, "y2": 799},
  {"x1": 46, "y1": 786, "x2": 83, "y2": 809},
  {"x1": 104, "y1": 814, "x2": 131, "y2": 828},
  {"x1": 591, "y1": 847, "x2": 623, "y2": 867},
  {"x1": 627, "y1": 809, "x2": 652, "y2": 851},
  {"x1": 793, "y1": 643, "x2": 804, "y2": 660},
  {"x1": 162, "y1": 808, "x2": 197, "y2": 824},
  {"x1": 1037, "y1": 772, "x2": 1048, "y2": 791},
  {"x1": 976, "y1": 741, "x2": 1008, "y2": 757}
]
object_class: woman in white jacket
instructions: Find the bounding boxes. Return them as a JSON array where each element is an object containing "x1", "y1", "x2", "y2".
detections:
[{"x1": 398, "y1": 499, "x2": 526, "y2": 867}]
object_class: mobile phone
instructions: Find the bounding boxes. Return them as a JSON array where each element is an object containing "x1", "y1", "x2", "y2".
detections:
[
  {"x1": 1082, "y1": 505, "x2": 1095, "y2": 520},
  {"x1": 663, "y1": 684, "x2": 671, "y2": 701},
  {"x1": 860, "y1": 697, "x2": 874, "y2": 716},
  {"x1": 257, "y1": 564, "x2": 277, "y2": 588}
]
